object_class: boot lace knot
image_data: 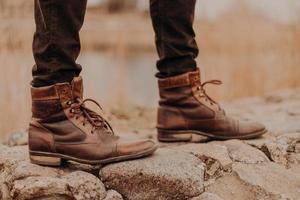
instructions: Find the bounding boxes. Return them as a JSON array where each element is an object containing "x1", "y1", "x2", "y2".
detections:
[
  {"x1": 196, "y1": 80, "x2": 223, "y2": 110},
  {"x1": 67, "y1": 98, "x2": 114, "y2": 135}
]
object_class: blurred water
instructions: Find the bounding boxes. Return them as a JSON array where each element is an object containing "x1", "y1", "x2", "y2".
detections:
[
  {"x1": 78, "y1": 51, "x2": 159, "y2": 107},
  {"x1": 196, "y1": 0, "x2": 300, "y2": 23}
]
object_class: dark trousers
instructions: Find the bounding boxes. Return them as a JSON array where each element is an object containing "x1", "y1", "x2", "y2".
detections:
[{"x1": 32, "y1": 0, "x2": 199, "y2": 87}]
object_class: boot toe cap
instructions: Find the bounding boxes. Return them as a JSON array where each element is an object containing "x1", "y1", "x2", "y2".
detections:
[
  {"x1": 117, "y1": 138, "x2": 158, "y2": 157},
  {"x1": 239, "y1": 120, "x2": 267, "y2": 136}
]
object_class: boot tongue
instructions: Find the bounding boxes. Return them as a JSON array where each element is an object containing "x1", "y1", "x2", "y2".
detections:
[{"x1": 71, "y1": 76, "x2": 83, "y2": 99}]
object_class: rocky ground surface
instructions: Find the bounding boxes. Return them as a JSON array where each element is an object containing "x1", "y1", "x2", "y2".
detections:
[{"x1": 1, "y1": 88, "x2": 300, "y2": 200}]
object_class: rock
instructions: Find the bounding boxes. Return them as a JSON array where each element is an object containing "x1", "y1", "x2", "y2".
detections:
[
  {"x1": 205, "y1": 174, "x2": 266, "y2": 200},
  {"x1": 172, "y1": 143, "x2": 232, "y2": 170},
  {"x1": 220, "y1": 140, "x2": 269, "y2": 164},
  {"x1": 4, "y1": 130, "x2": 28, "y2": 146},
  {"x1": 232, "y1": 163, "x2": 300, "y2": 199},
  {"x1": 10, "y1": 170, "x2": 107, "y2": 200},
  {"x1": 104, "y1": 190, "x2": 123, "y2": 200},
  {"x1": 0, "y1": 145, "x2": 107, "y2": 200},
  {"x1": 255, "y1": 133, "x2": 300, "y2": 166},
  {"x1": 288, "y1": 153, "x2": 300, "y2": 164},
  {"x1": 245, "y1": 134, "x2": 276, "y2": 149},
  {"x1": 276, "y1": 132, "x2": 300, "y2": 153},
  {"x1": 64, "y1": 171, "x2": 107, "y2": 200},
  {"x1": 0, "y1": 144, "x2": 28, "y2": 161},
  {"x1": 260, "y1": 142, "x2": 288, "y2": 166},
  {"x1": 191, "y1": 192, "x2": 224, "y2": 200},
  {"x1": 100, "y1": 148, "x2": 205, "y2": 200},
  {"x1": 171, "y1": 143, "x2": 232, "y2": 179}
]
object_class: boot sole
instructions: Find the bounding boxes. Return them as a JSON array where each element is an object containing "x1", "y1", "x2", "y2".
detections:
[
  {"x1": 157, "y1": 129, "x2": 268, "y2": 142},
  {"x1": 29, "y1": 144, "x2": 159, "y2": 166}
]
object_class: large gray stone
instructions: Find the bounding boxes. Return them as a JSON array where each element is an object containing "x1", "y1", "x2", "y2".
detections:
[
  {"x1": 0, "y1": 145, "x2": 107, "y2": 200},
  {"x1": 220, "y1": 140, "x2": 270, "y2": 164},
  {"x1": 172, "y1": 143, "x2": 232, "y2": 170},
  {"x1": 261, "y1": 142, "x2": 288, "y2": 166},
  {"x1": 205, "y1": 174, "x2": 267, "y2": 200},
  {"x1": 249, "y1": 133, "x2": 300, "y2": 166},
  {"x1": 100, "y1": 148, "x2": 205, "y2": 200},
  {"x1": 171, "y1": 143, "x2": 232, "y2": 179},
  {"x1": 245, "y1": 134, "x2": 276, "y2": 149},
  {"x1": 233, "y1": 163, "x2": 300, "y2": 199},
  {"x1": 276, "y1": 132, "x2": 300, "y2": 153}
]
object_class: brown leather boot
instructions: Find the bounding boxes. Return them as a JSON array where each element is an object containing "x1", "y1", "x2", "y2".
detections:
[
  {"x1": 157, "y1": 69, "x2": 267, "y2": 142},
  {"x1": 29, "y1": 77, "x2": 158, "y2": 166}
]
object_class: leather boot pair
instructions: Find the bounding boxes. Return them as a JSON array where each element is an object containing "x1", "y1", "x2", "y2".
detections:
[
  {"x1": 29, "y1": 71, "x2": 267, "y2": 167},
  {"x1": 157, "y1": 69, "x2": 267, "y2": 142},
  {"x1": 29, "y1": 77, "x2": 158, "y2": 166}
]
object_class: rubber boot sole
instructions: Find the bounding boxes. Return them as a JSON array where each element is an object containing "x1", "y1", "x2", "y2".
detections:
[
  {"x1": 29, "y1": 144, "x2": 159, "y2": 166},
  {"x1": 157, "y1": 129, "x2": 268, "y2": 142}
]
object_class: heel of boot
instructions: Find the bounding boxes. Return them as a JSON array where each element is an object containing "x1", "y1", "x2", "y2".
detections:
[
  {"x1": 30, "y1": 154, "x2": 63, "y2": 166},
  {"x1": 157, "y1": 129, "x2": 210, "y2": 143}
]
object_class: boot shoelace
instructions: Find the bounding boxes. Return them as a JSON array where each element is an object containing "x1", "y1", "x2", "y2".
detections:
[
  {"x1": 68, "y1": 98, "x2": 114, "y2": 134},
  {"x1": 196, "y1": 80, "x2": 223, "y2": 111}
]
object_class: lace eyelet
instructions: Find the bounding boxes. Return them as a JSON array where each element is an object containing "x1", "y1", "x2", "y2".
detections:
[{"x1": 82, "y1": 123, "x2": 85, "y2": 126}]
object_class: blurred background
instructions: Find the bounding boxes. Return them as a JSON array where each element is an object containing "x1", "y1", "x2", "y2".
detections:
[{"x1": 0, "y1": 0, "x2": 300, "y2": 141}]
